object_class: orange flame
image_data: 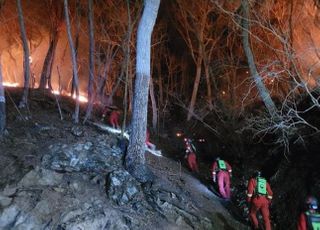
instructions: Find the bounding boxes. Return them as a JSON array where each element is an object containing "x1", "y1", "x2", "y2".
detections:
[
  {"x1": 52, "y1": 90, "x2": 88, "y2": 103},
  {"x1": 3, "y1": 81, "x2": 88, "y2": 103}
]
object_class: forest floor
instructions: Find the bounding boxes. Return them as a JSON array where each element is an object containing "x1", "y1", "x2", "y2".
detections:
[{"x1": 0, "y1": 88, "x2": 250, "y2": 230}]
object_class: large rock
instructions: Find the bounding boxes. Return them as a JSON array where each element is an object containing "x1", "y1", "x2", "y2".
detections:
[
  {"x1": 42, "y1": 137, "x2": 124, "y2": 173},
  {"x1": 18, "y1": 167, "x2": 63, "y2": 187},
  {"x1": 59, "y1": 208, "x2": 130, "y2": 230},
  {"x1": 106, "y1": 170, "x2": 143, "y2": 205}
]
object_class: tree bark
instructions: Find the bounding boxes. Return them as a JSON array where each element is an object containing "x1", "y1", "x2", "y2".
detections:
[
  {"x1": 122, "y1": 0, "x2": 132, "y2": 133},
  {"x1": 149, "y1": 77, "x2": 157, "y2": 131},
  {"x1": 241, "y1": 0, "x2": 278, "y2": 117},
  {"x1": 39, "y1": 31, "x2": 59, "y2": 89},
  {"x1": 125, "y1": 0, "x2": 160, "y2": 183},
  {"x1": 0, "y1": 57, "x2": 5, "y2": 136},
  {"x1": 203, "y1": 60, "x2": 213, "y2": 109},
  {"x1": 64, "y1": 0, "x2": 80, "y2": 123},
  {"x1": 17, "y1": 0, "x2": 30, "y2": 108},
  {"x1": 84, "y1": 0, "x2": 95, "y2": 122},
  {"x1": 71, "y1": 0, "x2": 81, "y2": 96},
  {"x1": 187, "y1": 55, "x2": 202, "y2": 120}
]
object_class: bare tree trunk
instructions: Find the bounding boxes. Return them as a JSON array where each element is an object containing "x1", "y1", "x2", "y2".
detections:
[
  {"x1": 128, "y1": 59, "x2": 133, "y2": 113},
  {"x1": 64, "y1": 0, "x2": 80, "y2": 123},
  {"x1": 71, "y1": 0, "x2": 81, "y2": 96},
  {"x1": 122, "y1": 0, "x2": 132, "y2": 133},
  {"x1": 187, "y1": 55, "x2": 202, "y2": 120},
  {"x1": 149, "y1": 77, "x2": 157, "y2": 131},
  {"x1": 0, "y1": 57, "x2": 5, "y2": 136},
  {"x1": 125, "y1": 0, "x2": 160, "y2": 183},
  {"x1": 157, "y1": 61, "x2": 163, "y2": 105},
  {"x1": 241, "y1": 0, "x2": 277, "y2": 117},
  {"x1": 17, "y1": 0, "x2": 30, "y2": 108},
  {"x1": 84, "y1": 0, "x2": 95, "y2": 122},
  {"x1": 203, "y1": 61, "x2": 213, "y2": 109},
  {"x1": 39, "y1": 31, "x2": 59, "y2": 89}
]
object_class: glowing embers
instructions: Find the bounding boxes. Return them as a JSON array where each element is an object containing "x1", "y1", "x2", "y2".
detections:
[
  {"x1": 3, "y1": 82, "x2": 19, "y2": 87},
  {"x1": 71, "y1": 93, "x2": 88, "y2": 103}
]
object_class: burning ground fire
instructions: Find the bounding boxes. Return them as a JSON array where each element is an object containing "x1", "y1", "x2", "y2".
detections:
[
  {"x1": 3, "y1": 82, "x2": 19, "y2": 87},
  {"x1": 3, "y1": 82, "x2": 88, "y2": 103},
  {"x1": 52, "y1": 90, "x2": 88, "y2": 103}
]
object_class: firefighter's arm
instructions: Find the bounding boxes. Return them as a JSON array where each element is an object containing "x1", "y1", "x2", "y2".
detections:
[
  {"x1": 246, "y1": 179, "x2": 255, "y2": 203},
  {"x1": 212, "y1": 162, "x2": 217, "y2": 182},
  {"x1": 266, "y1": 182, "x2": 273, "y2": 200},
  {"x1": 226, "y1": 162, "x2": 232, "y2": 176},
  {"x1": 297, "y1": 213, "x2": 307, "y2": 230}
]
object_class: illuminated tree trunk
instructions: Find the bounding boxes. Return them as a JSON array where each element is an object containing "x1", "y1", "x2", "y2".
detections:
[
  {"x1": 84, "y1": 0, "x2": 95, "y2": 121},
  {"x1": 64, "y1": 0, "x2": 80, "y2": 123},
  {"x1": 187, "y1": 55, "x2": 202, "y2": 120},
  {"x1": 125, "y1": 0, "x2": 160, "y2": 183},
  {"x1": 0, "y1": 58, "x2": 5, "y2": 135},
  {"x1": 39, "y1": 31, "x2": 59, "y2": 89},
  {"x1": 71, "y1": 0, "x2": 81, "y2": 96},
  {"x1": 122, "y1": 0, "x2": 132, "y2": 133},
  {"x1": 149, "y1": 77, "x2": 157, "y2": 131},
  {"x1": 157, "y1": 61, "x2": 163, "y2": 105},
  {"x1": 241, "y1": 0, "x2": 277, "y2": 117},
  {"x1": 17, "y1": 0, "x2": 30, "y2": 108},
  {"x1": 203, "y1": 61, "x2": 213, "y2": 109}
]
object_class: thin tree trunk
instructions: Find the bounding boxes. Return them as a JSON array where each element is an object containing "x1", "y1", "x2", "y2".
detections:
[
  {"x1": 203, "y1": 61, "x2": 213, "y2": 109},
  {"x1": 0, "y1": 57, "x2": 5, "y2": 135},
  {"x1": 187, "y1": 55, "x2": 202, "y2": 120},
  {"x1": 84, "y1": 0, "x2": 95, "y2": 122},
  {"x1": 149, "y1": 77, "x2": 157, "y2": 131},
  {"x1": 122, "y1": 0, "x2": 132, "y2": 133},
  {"x1": 201, "y1": 43, "x2": 213, "y2": 109},
  {"x1": 109, "y1": 20, "x2": 135, "y2": 105},
  {"x1": 71, "y1": 0, "x2": 81, "y2": 96},
  {"x1": 39, "y1": 31, "x2": 59, "y2": 89},
  {"x1": 128, "y1": 59, "x2": 133, "y2": 113},
  {"x1": 64, "y1": 0, "x2": 80, "y2": 123},
  {"x1": 17, "y1": 0, "x2": 30, "y2": 108},
  {"x1": 241, "y1": 0, "x2": 277, "y2": 117},
  {"x1": 125, "y1": 0, "x2": 160, "y2": 183},
  {"x1": 157, "y1": 61, "x2": 163, "y2": 105}
]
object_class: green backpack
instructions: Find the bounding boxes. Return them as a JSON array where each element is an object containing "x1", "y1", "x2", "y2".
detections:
[
  {"x1": 255, "y1": 177, "x2": 267, "y2": 195},
  {"x1": 218, "y1": 160, "x2": 227, "y2": 170},
  {"x1": 306, "y1": 211, "x2": 320, "y2": 230}
]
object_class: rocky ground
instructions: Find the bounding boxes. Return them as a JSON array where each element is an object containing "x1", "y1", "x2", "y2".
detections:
[{"x1": 0, "y1": 89, "x2": 250, "y2": 230}]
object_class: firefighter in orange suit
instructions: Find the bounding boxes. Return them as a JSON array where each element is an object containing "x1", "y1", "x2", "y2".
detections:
[
  {"x1": 109, "y1": 110, "x2": 120, "y2": 129},
  {"x1": 183, "y1": 138, "x2": 199, "y2": 173},
  {"x1": 211, "y1": 157, "x2": 232, "y2": 199},
  {"x1": 247, "y1": 171, "x2": 273, "y2": 230},
  {"x1": 297, "y1": 196, "x2": 320, "y2": 230}
]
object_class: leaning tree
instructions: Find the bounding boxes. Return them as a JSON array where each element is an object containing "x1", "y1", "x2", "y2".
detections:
[
  {"x1": 39, "y1": 0, "x2": 64, "y2": 90},
  {"x1": 64, "y1": 0, "x2": 80, "y2": 123},
  {"x1": 17, "y1": 0, "x2": 30, "y2": 108}
]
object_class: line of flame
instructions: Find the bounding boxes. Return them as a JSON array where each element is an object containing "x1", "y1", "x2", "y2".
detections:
[
  {"x1": 3, "y1": 82, "x2": 19, "y2": 87},
  {"x1": 3, "y1": 81, "x2": 88, "y2": 103},
  {"x1": 52, "y1": 90, "x2": 88, "y2": 103}
]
